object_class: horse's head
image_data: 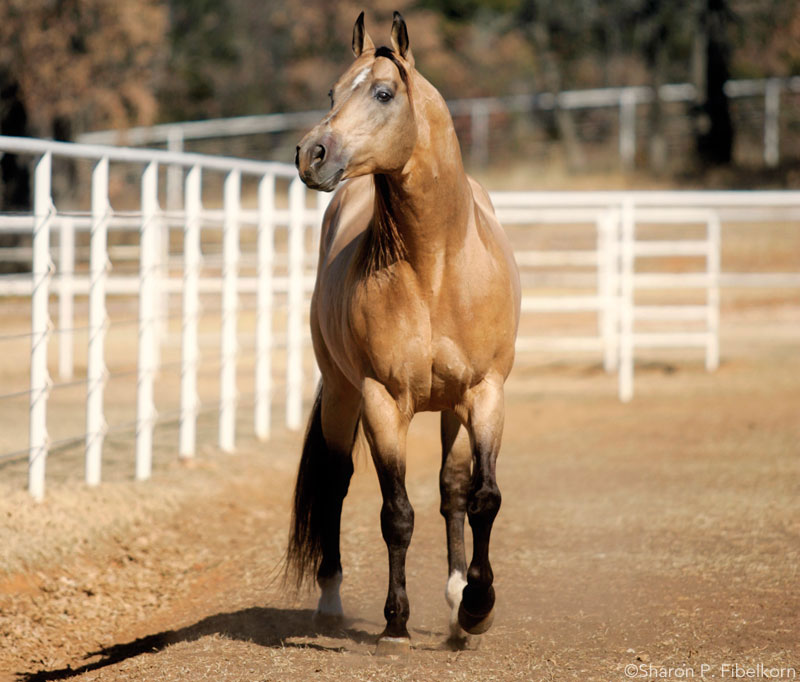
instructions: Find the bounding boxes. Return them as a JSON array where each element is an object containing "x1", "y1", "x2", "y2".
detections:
[{"x1": 296, "y1": 11, "x2": 418, "y2": 192}]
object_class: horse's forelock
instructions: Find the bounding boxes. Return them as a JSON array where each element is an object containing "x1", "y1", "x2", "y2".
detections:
[{"x1": 373, "y1": 46, "x2": 411, "y2": 90}]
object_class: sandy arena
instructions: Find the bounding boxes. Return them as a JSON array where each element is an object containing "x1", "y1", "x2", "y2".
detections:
[{"x1": 0, "y1": 298, "x2": 798, "y2": 681}]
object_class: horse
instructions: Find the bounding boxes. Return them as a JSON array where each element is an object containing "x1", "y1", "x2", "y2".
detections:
[{"x1": 289, "y1": 11, "x2": 520, "y2": 652}]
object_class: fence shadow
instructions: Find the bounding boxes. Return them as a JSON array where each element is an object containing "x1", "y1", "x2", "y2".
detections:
[{"x1": 17, "y1": 606, "x2": 377, "y2": 682}]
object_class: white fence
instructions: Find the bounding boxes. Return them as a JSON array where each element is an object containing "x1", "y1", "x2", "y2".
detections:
[
  {"x1": 494, "y1": 191, "x2": 800, "y2": 400},
  {"x1": 77, "y1": 76, "x2": 800, "y2": 189},
  {"x1": 0, "y1": 136, "x2": 326, "y2": 499},
  {"x1": 1, "y1": 135, "x2": 799, "y2": 498}
]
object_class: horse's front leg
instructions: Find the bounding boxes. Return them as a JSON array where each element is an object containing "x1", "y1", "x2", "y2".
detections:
[
  {"x1": 440, "y1": 409, "x2": 471, "y2": 642},
  {"x1": 458, "y1": 378, "x2": 504, "y2": 635},
  {"x1": 361, "y1": 379, "x2": 414, "y2": 653}
]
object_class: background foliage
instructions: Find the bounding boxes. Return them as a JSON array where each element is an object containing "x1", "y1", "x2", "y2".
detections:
[{"x1": 0, "y1": 0, "x2": 798, "y2": 180}]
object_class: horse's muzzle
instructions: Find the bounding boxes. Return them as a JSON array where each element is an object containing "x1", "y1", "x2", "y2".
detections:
[{"x1": 296, "y1": 132, "x2": 346, "y2": 192}]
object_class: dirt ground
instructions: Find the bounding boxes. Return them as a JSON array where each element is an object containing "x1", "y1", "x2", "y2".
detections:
[{"x1": 1, "y1": 304, "x2": 799, "y2": 682}]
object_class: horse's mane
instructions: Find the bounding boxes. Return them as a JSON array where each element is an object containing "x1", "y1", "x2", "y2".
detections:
[
  {"x1": 356, "y1": 46, "x2": 412, "y2": 276},
  {"x1": 357, "y1": 173, "x2": 408, "y2": 275},
  {"x1": 373, "y1": 46, "x2": 411, "y2": 90}
]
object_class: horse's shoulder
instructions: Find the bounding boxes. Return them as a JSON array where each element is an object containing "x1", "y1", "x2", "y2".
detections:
[
  {"x1": 466, "y1": 175, "x2": 505, "y2": 239},
  {"x1": 465, "y1": 175, "x2": 508, "y2": 248},
  {"x1": 465, "y1": 174, "x2": 521, "y2": 309},
  {"x1": 466, "y1": 175, "x2": 492, "y2": 208}
]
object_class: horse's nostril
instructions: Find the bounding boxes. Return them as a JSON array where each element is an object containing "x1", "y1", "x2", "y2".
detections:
[
  {"x1": 312, "y1": 144, "x2": 327, "y2": 165},
  {"x1": 295, "y1": 146, "x2": 301, "y2": 168}
]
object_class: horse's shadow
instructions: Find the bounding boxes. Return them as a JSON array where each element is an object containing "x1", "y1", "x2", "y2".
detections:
[{"x1": 16, "y1": 606, "x2": 378, "y2": 682}]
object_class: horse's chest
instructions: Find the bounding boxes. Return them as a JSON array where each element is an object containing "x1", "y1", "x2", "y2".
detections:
[
  {"x1": 341, "y1": 281, "x2": 478, "y2": 408},
  {"x1": 350, "y1": 282, "x2": 432, "y2": 383}
]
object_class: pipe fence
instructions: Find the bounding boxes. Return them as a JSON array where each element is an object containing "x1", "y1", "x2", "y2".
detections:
[
  {"x1": 494, "y1": 190, "x2": 799, "y2": 400},
  {"x1": 0, "y1": 135, "x2": 324, "y2": 500},
  {"x1": 1, "y1": 136, "x2": 798, "y2": 499},
  {"x1": 76, "y1": 76, "x2": 800, "y2": 206}
]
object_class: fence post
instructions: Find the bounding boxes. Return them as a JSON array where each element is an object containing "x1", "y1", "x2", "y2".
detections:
[
  {"x1": 598, "y1": 210, "x2": 619, "y2": 372},
  {"x1": 136, "y1": 162, "x2": 159, "y2": 480},
  {"x1": 179, "y1": 166, "x2": 202, "y2": 458},
  {"x1": 58, "y1": 217, "x2": 75, "y2": 381},
  {"x1": 153, "y1": 214, "x2": 169, "y2": 373},
  {"x1": 286, "y1": 176, "x2": 305, "y2": 431},
  {"x1": 219, "y1": 169, "x2": 240, "y2": 452},
  {"x1": 164, "y1": 128, "x2": 184, "y2": 359},
  {"x1": 255, "y1": 174, "x2": 275, "y2": 441},
  {"x1": 29, "y1": 152, "x2": 53, "y2": 501},
  {"x1": 86, "y1": 157, "x2": 110, "y2": 486},
  {"x1": 167, "y1": 126, "x2": 184, "y2": 210},
  {"x1": 764, "y1": 78, "x2": 781, "y2": 168},
  {"x1": 619, "y1": 198, "x2": 635, "y2": 402},
  {"x1": 706, "y1": 212, "x2": 721, "y2": 371},
  {"x1": 619, "y1": 89, "x2": 637, "y2": 170}
]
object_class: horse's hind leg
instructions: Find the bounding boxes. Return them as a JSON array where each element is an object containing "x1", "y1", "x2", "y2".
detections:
[
  {"x1": 458, "y1": 379, "x2": 504, "y2": 635},
  {"x1": 314, "y1": 383, "x2": 361, "y2": 624},
  {"x1": 288, "y1": 377, "x2": 360, "y2": 627},
  {"x1": 440, "y1": 410, "x2": 471, "y2": 641}
]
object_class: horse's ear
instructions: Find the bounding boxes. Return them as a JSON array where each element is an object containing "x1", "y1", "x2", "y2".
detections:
[
  {"x1": 390, "y1": 11, "x2": 414, "y2": 67},
  {"x1": 352, "y1": 11, "x2": 375, "y2": 57}
]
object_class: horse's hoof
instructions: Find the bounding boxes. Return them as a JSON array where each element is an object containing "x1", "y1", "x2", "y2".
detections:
[
  {"x1": 446, "y1": 631, "x2": 479, "y2": 651},
  {"x1": 312, "y1": 610, "x2": 344, "y2": 631},
  {"x1": 446, "y1": 621, "x2": 476, "y2": 650},
  {"x1": 375, "y1": 636, "x2": 411, "y2": 656},
  {"x1": 457, "y1": 602, "x2": 495, "y2": 635}
]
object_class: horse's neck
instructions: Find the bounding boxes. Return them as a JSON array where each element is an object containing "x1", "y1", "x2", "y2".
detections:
[{"x1": 372, "y1": 81, "x2": 472, "y2": 277}]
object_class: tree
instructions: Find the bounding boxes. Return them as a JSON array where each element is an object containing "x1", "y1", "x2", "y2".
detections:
[
  {"x1": 160, "y1": 0, "x2": 240, "y2": 120},
  {"x1": 0, "y1": 72, "x2": 29, "y2": 211},
  {"x1": 514, "y1": 0, "x2": 592, "y2": 169},
  {"x1": 0, "y1": 0, "x2": 167, "y2": 214},
  {"x1": 0, "y1": 0, "x2": 168, "y2": 140},
  {"x1": 692, "y1": 0, "x2": 734, "y2": 166},
  {"x1": 610, "y1": 0, "x2": 736, "y2": 171},
  {"x1": 628, "y1": 0, "x2": 691, "y2": 173}
]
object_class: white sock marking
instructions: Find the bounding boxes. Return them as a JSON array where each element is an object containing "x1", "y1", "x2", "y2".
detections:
[
  {"x1": 445, "y1": 570, "x2": 469, "y2": 638},
  {"x1": 445, "y1": 570, "x2": 467, "y2": 609}
]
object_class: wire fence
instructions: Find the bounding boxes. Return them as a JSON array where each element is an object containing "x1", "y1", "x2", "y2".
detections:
[
  {"x1": 0, "y1": 136, "x2": 325, "y2": 499},
  {"x1": 1, "y1": 135, "x2": 799, "y2": 499}
]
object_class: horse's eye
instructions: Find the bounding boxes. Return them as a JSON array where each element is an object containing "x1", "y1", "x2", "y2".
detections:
[
  {"x1": 328, "y1": 89, "x2": 334, "y2": 107},
  {"x1": 375, "y1": 89, "x2": 393, "y2": 103}
]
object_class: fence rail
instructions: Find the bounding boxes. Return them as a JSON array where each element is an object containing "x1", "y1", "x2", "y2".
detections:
[
  {"x1": 1, "y1": 135, "x2": 798, "y2": 498},
  {"x1": 76, "y1": 76, "x2": 800, "y2": 187},
  {"x1": 0, "y1": 135, "x2": 315, "y2": 500}
]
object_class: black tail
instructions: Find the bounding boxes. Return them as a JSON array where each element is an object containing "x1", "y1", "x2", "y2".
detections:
[{"x1": 286, "y1": 386, "x2": 355, "y2": 591}]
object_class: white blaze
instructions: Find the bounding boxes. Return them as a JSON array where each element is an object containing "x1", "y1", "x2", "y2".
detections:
[{"x1": 351, "y1": 67, "x2": 371, "y2": 90}]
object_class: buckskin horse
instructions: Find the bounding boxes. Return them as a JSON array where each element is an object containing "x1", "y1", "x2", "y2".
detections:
[{"x1": 290, "y1": 11, "x2": 520, "y2": 652}]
